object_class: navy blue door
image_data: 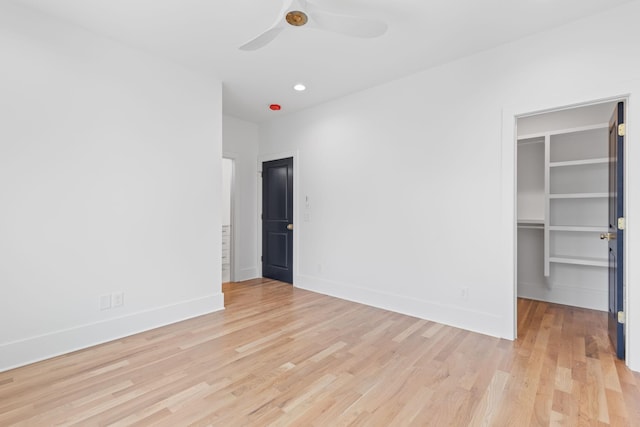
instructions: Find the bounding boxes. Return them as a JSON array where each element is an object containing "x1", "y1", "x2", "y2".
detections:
[
  {"x1": 262, "y1": 158, "x2": 293, "y2": 283},
  {"x1": 606, "y1": 102, "x2": 625, "y2": 359}
]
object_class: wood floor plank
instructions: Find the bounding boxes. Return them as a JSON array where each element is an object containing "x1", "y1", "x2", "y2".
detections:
[{"x1": 1, "y1": 278, "x2": 639, "y2": 426}]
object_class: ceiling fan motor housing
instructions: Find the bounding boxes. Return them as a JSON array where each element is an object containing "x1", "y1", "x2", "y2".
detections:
[{"x1": 286, "y1": 10, "x2": 308, "y2": 26}]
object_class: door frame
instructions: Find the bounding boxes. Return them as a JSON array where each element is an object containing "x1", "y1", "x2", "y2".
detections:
[
  {"x1": 222, "y1": 153, "x2": 237, "y2": 283},
  {"x1": 501, "y1": 83, "x2": 639, "y2": 371},
  {"x1": 257, "y1": 150, "x2": 298, "y2": 283}
]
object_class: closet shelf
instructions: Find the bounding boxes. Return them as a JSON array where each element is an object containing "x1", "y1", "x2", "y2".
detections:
[
  {"x1": 518, "y1": 218, "x2": 544, "y2": 230},
  {"x1": 549, "y1": 158, "x2": 609, "y2": 168},
  {"x1": 549, "y1": 255, "x2": 608, "y2": 268},
  {"x1": 517, "y1": 136, "x2": 545, "y2": 145},
  {"x1": 518, "y1": 219, "x2": 544, "y2": 225},
  {"x1": 549, "y1": 193, "x2": 608, "y2": 199},
  {"x1": 549, "y1": 225, "x2": 608, "y2": 232}
]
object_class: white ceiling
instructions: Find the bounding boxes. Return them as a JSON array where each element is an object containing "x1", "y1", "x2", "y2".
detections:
[{"x1": 13, "y1": 0, "x2": 636, "y2": 123}]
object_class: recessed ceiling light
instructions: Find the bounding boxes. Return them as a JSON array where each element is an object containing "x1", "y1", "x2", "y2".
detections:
[{"x1": 293, "y1": 83, "x2": 306, "y2": 92}]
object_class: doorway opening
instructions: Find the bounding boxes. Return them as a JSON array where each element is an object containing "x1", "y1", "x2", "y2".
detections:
[
  {"x1": 515, "y1": 100, "x2": 626, "y2": 358},
  {"x1": 222, "y1": 157, "x2": 234, "y2": 283}
]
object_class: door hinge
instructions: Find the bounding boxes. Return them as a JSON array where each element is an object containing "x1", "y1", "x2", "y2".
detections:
[
  {"x1": 618, "y1": 123, "x2": 625, "y2": 137},
  {"x1": 618, "y1": 311, "x2": 625, "y2": 324},
  {"x1": 618, "y1": 217, "x2": 625, "y2": 230}
]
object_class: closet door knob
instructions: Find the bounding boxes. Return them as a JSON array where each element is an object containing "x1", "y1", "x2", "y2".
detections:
[
  {"x1": 600, "y1": 233, "x2": 616, "y2": 241},
  {"x1": 287, "y1": 224, "x2": 293, "y2": 231}
]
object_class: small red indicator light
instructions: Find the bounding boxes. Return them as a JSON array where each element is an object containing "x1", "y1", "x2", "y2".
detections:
[{"x1": 269, "y1": 104, "x2": 281, "y2": 111}]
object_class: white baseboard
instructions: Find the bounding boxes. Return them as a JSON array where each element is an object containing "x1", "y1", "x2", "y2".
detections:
[
  {"x1": 295, "y1": 274, "x2": 506, "y2": 339},
  {"x1": 235, "y1": 267, "x2": 259, "y2": 282},
  {"x1": 518, "y1": 281, "x2": 607, "y2": 311},
  {"x1": 0, "y1": 293, "x2": 224, "y2": 372}
]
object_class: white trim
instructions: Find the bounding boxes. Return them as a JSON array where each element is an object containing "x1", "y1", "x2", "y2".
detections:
[
  {"x1": 501, "y1": 104, "x2": 518, "y2": 341},
  {"x1": 0, "y1": 293, "x2": 224, "y2": 372},
  {"x1": 257, "y1": 150, "x2": 299, "y2": 283},
  {"x1": 518, "y1": 281, "x2": 607, "y2": 311},
  {"x1": 624, "y1": 89, "x2": 638, "y2": 371},
  {"x1": 237, "y1": 267, "x2": 259, "y2": 282},
  {"x1": 502, "y1": 82, "x2": 640, "y2": 371},
  {"x1": 296, "y1": 274, "x2": 505, "y2": 338}
]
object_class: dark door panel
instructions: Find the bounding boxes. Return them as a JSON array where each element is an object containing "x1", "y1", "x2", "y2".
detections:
[
  {"x1": 262, "y1": 158, "x2": 293, "y2": 283},
  {"x1": 607, "y1": 101, "x2": 625, "y2": 359},
  {"x1": 266, "y1": 232, "x2": 288, "y2": 268}
]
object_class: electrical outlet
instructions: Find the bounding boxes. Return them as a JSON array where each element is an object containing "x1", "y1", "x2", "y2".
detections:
[
  {"x1": 112, "y1": 292, "x2": 124, "y2": 308},
  {"x1": 100, "y1": 294, "x2": 112, "y2": 311}
]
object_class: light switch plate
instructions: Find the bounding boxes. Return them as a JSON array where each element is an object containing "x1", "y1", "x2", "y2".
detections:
[
  {"x1": 100, "y1": 294, "x2": 112, "y2": 311},
  {"x1": 112, "y1": 292, "x2": 124, "y2": 308}
]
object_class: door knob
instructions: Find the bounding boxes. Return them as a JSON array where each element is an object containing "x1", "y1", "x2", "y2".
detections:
[
  {"x1": 600, "y1": 233, "x2": 616, "y2": 241},
  {"x1": 287, "y1": 224, "x2": 293, "y2": 230}
]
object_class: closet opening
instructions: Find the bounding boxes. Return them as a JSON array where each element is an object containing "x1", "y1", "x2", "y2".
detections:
[{"x1": 515, "y1": 100, "x2": 626, "y2": 358}]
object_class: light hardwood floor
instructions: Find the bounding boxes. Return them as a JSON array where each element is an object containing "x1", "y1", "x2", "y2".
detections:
[{"x1": 1, "y1": 279, "x2": 639, "y2": 426}]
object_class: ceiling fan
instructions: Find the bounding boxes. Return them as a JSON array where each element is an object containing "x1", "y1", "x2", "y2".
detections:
[{"x1": 239, "y1": 0, "x2": 388, "y2": 51}]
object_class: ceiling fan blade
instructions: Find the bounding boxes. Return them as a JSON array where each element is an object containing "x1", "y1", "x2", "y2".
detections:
[
  {"x1": 239, "y1": 0, "x2": 297, "y2": 51},
  {"x1": 308, "y1": 11, "x2": 387, "y2": 38},
  {"x1": 239, "y1": 24, "x2": 285, "y2": 51}
]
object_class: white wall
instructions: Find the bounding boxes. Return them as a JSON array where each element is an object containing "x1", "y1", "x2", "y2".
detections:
[
  {"x1": 223, "y1": 115, "x2": 260, "y2": 282},
  {"x1": 0, "y1": 3, "x2": 224, "y2": 371},
  {"x1": 259, "y1": 1, "x2": 640, "y2": 371}
]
